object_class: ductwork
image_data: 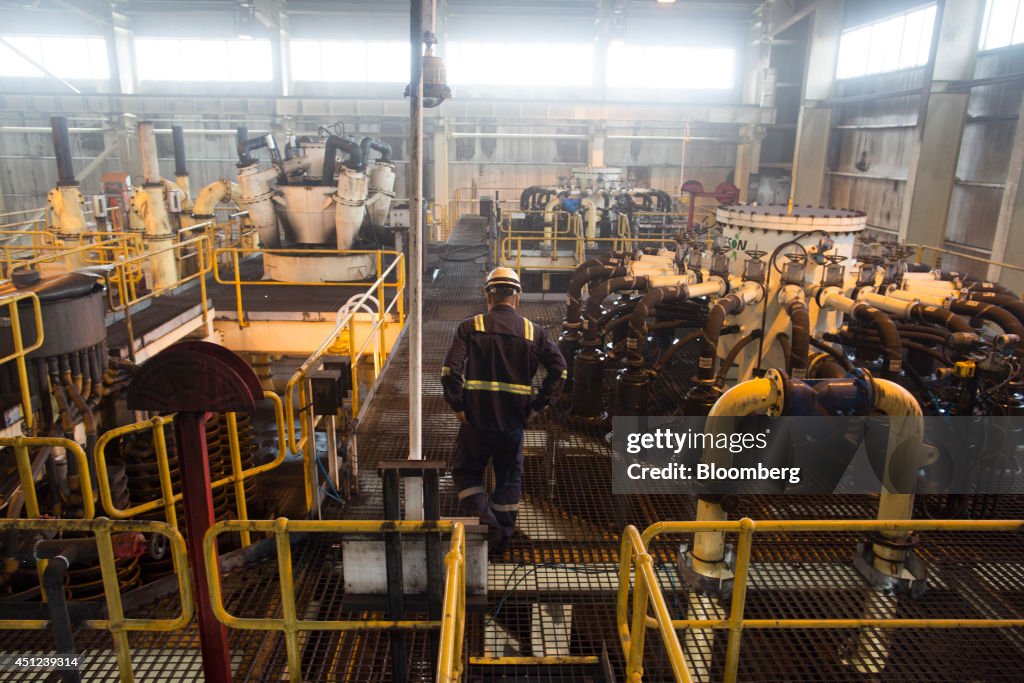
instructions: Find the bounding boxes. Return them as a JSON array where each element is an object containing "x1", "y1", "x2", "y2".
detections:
[
  {"x1": 321, "y1": 135, "x2": 365, "y2": 180},
  {"x1": 191, "y1": 178, "x2": 242, "y2": 219}
]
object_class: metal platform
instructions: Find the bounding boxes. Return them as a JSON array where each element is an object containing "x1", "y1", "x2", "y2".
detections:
[{"x1": 1, "y1": 221, "x2": 1022, "y2": 681}]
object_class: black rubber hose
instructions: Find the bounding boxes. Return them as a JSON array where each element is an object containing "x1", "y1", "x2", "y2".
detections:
[
  {"x1": 950, "y1": 299, "x2": 1024, "y2": 337},
  {"x1": 626, "y1": 285, "x2": 691, "y2": 347},
  {"x1": 912, "y1": 303, "x2": 975, "y2": 334},
  {"x1": 786, "y1": 299, "x2": 810, "y2": 376},
  {"x1": 967, "y1": 291, "x2": 1024, "y2": 326},
  {"x1": 566, "y1": 264, "x2": 624, "y2": 326},
  {"x1": 237, "y1": 130, "x2": 278, "y2": 166},
  {"x1": 809, "y1": 336, "x2": 855, "y2": 372},
  {"x1": 853, "y1": 304, "x2": 902, "y2": 375},
  {"x1": 715, "y1": 329, "x2": 762, "y2": 386},
  {"x1": 697, "y1": 294, "x2": 744, "y2": 382},
  {"x1": 584, "y1": 276, "x2": 648, "y2": 341},
  {"x1": 360, "y1": 136, "x2": 393, "y2": 163},
  {"x1": 322, "y1": 134, "x2": 364, "y2": 179},
  {"x1": 964, "y1": 279, "x2": 1018, "y2": 299},
  {"x1": 810, "y1": 357, "x2": 849, "y2": 378},
  {"x1": 653, "y1": 330, "x2": 703, "y2": 374}
]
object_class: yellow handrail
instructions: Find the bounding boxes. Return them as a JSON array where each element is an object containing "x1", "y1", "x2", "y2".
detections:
[
  {"x1": 203, "y1": 518, "x2": 466, "y2": 683},
  {"x1": 283, "y1": 251, "x2": 406, "y2": 453},
  {"x1": 0, "y1": 291, "x2": 44, "y2": 430},
  {"x1": 92, "y1": 391, "x2": 286, "y2": 544},
  {"x1": 0, "y1": 436, "x2": 95, "y2": 519},
  {"x1": 0, "y1": 517, "x2": 193, "y2": 683},
  {"x1": 618, "y1": 517, "x2": 1024, "y2": 683},
  {"x1": 103, "y1": 233, "x2": 212, "y2": 360}
]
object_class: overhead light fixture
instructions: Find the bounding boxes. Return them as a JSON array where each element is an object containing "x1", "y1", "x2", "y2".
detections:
[{"x1": 657, "y1": 0, "x2": 677, "y2": 4}]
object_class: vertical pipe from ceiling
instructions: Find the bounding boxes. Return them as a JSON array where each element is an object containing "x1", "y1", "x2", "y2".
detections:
[{"x1": 407, "y1": 0, "x2": 426, "y2": 520}]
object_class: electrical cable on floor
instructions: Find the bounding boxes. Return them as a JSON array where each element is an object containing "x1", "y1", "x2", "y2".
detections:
[
  {"x1": 485, "y1": 561, "x2": 624, "y2": 624},
  {"x1": 316, "y1": 457, "x2": 347, "y2": 504}
]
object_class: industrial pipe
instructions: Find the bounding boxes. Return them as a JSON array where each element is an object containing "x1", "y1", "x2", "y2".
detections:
[
  {"x1": 967, "y1": 291, "x2": 1024, "y2": 327},
  {"x1": 321, "y1": 134, "x2": 365, "y2": 179},
  {"x1": 171, "y1": 125, "x2": 191, "y2": 210},
  {"x1": 191, "y1": 178, "x2": 242, "y2": 219},
  {"x1": 47, "y1": 117, "x2": 87, "y2": 268},
  {"x1": 950, "y1": 299, "x2": 1024, "y2": 337},
  {"x1": 138, "y1": 122, "x2": 178, "y2": 290}
]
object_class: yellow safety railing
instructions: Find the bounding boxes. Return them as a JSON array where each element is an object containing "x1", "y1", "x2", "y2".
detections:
[
  {"x1": 213, "y1": 247, "x2": 403, "y2": 330},
  {"x1": 281, "y1": 252, "x2": 406, "y2": 509},
  {"x1": 93, "y1": 391, "x2": 286, "y2": 548},
  {"x1": 0, "y1": 517, "x2": 193, "y2": 683},
  {"x1": 618, "y1": 518, "x2": 1024, "y2": 683},
  {"x1": 103, "y1": 234, "x2": 213, "y2": 360},
  {"x1": 447, "y1": 186, "x2": 525, "y2": 240},
  {"x1": 1, "y1": 436, "x2": 94, "y2": 519},
  {"x1": 203, "y1": 518, "x2": 466, "y2": 683},
  {"x1": 618, "y1": 525, "x2": 694, "y2": 683},
  {"x1": 4, "y1": 234, "x2": 138, "y2": 279},
  {"x1": 0, "y1": 290, "x2": 43, "y2": 430},
  {"x1": 910, "y1": 243, "x2": 1024, "y2": 278}
]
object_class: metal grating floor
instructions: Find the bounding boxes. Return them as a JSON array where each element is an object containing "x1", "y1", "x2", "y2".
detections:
[{"x1": 2, "y1": 219, "x2": 1023, "y2": 681}]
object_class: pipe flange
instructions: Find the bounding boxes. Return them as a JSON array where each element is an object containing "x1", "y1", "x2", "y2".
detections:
[
  {"x1": 368, "y1": 187, "x2": 397, "y2": 197},
  {"x1": 763, "y1": 368, "x2": 786, "y2": 416},
  {"x1": 853, "y1": 540, "x2": 928, "y2": 597},
  {"x1": 145, "y1": 234, "x2": 176, "y2": 242}
]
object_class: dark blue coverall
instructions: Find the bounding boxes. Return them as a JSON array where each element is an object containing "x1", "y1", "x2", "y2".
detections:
[{"x1": 441, "y1": 304, "x2": 566, "y2": 542}]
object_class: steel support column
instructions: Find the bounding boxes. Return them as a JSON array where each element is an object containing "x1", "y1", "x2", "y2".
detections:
[
  {"x1": 791, "y1": 0, "x2": 843, "y2": 207},
  {"x1": 899, "y1": 0, "x2": 987, "y2": 245}
]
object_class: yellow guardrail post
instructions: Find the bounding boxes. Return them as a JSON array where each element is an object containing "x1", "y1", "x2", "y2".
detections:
[
  {"x1": 3, "y1": 436, "x2": 94, "y2": 519},
  {"x1": 94, "y1": 519, "x2": 136, "y2": 682},
  {"x1": 723, "y1": 517, "x2": 754, "y2": 683},
  {"x1": 231, "y1": 248, "x2": 246, "y2": 327},
  {"x1": 226, "y1": 413, "x2": 250, "y2": 546},
  {"x1": 273, "y1": 517, "x2": 303, "y2": 682}
]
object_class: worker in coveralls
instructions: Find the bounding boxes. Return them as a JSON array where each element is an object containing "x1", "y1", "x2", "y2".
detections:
[{"x1": 441, "y1": 267, "x2": 567, "y2": 552}]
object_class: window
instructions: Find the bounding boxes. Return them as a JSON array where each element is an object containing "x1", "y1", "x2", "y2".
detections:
[
  {"x1": 446, "y1": 42, "x2": 594, "y2": 86},
  {"x1": 606, "y1": 44, "x2": 734, "y2": 89},
  {"x1": 0, "y1": 35, "x2": 109, "y2": 79},
  {"x1": 290, "y1": 40, "x2": 410, "y2": 82},
  {"x1": 135, "y1": 38, "x2": 272, "y2": 81},
  {"x1": 836, "y1": 4, "x2": 936, "y2": 79},
  {"x1": 980, "y1": 0, "x2": 1024, "y2": 50}
]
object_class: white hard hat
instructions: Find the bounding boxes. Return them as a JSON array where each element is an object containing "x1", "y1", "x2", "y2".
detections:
[{"x1": 485, "y1": 267, "x2": 522, "y2": 292}]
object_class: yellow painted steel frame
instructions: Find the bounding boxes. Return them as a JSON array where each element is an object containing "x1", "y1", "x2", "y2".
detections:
[
  {"x1": 0, "y1": 517, "x2": 193, "y2": 683},
  {"x1": 93, "y1": 391, "x2": 286, "y2": 547},
  {"x1": 618, "y1": 518, "x2": 1024, "y2": 683},
  {"x1": 1, "y1": 436, "x2": 95, "y2": 519},
  {"x1": 280, "y1": 252, "x2": 406, "y2": 509},
  {"x1": 203, "y1": 518, "x2": 466, "y2": 683},
  {"x1": 0, "y1": 291, "x2": 43, "y2": 430}
]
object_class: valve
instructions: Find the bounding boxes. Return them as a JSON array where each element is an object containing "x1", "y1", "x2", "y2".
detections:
[
  {"x1": 710, "y1": 246, "x2": 731, "y2": 279},
  {"x1": 742, "y1": 248, "x2": 767, "y2": 283},
  {"x1": 821, "y1": 254, "x2": 847, "y2": 289},
  {"x1": 782, "y1": 250, "x2": 807, "y2": 285},
  {"x1": 856, "y1": 255, "x2": 882, "y2": 287}
]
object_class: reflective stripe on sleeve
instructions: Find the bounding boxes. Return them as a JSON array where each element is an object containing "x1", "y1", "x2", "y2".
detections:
[
  {"x1": 473, "y1": 314, "x2": 485, "y2": 332},
  {"x1": 441, "y1": 366, "x2": 451, "y2": 376},
  {"x1": 491, "y1": 501, "x2": 520, "y2": 512},
  {"x1": 524, "y1": 319, "x2": 534, "y2": 341}
]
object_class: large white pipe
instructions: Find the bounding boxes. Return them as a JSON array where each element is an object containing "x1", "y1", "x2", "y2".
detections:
[
  {"x1": 334, "y1": 167, "x2": 368, "y2": 250},
  {"x1": 191, "y1": 178, "x2": 242, "y2": 218},
  {"x1": 138, "y1": 122, "x2": 177, "y2": 289},
  {"x1": 237, "y1": 163, "x2": 281, "y2": 248},
  {"x1": 367, "y1": 161, "x2": 397, "y2": 226}
]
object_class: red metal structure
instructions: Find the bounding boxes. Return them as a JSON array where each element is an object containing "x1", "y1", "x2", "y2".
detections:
[{"x1": 127, "y1": 341, "x2": 263, "y2": 682}]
